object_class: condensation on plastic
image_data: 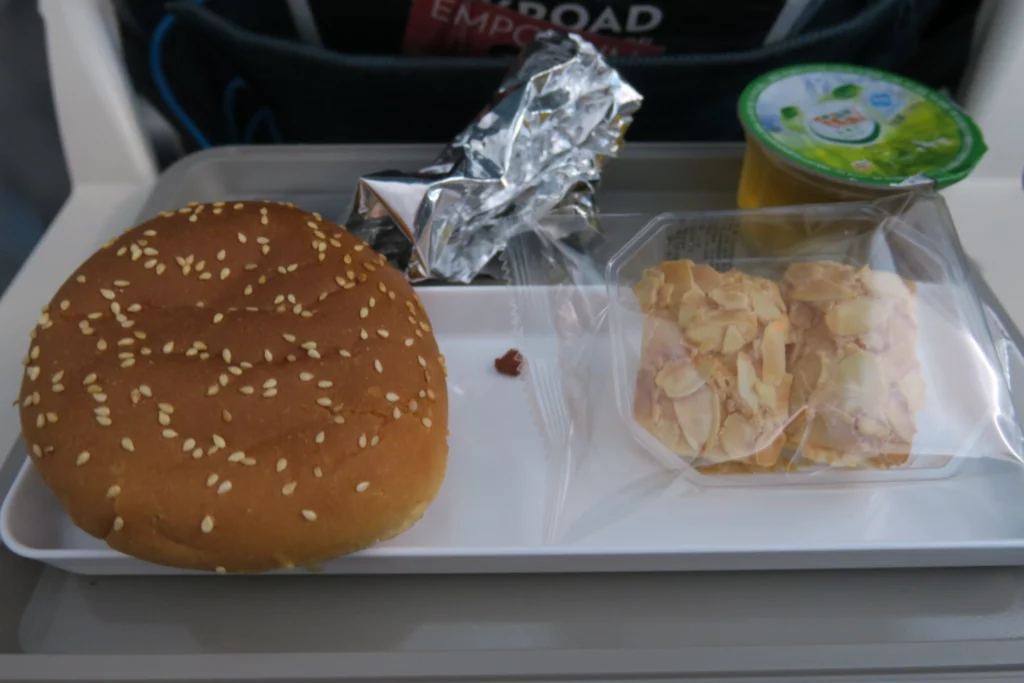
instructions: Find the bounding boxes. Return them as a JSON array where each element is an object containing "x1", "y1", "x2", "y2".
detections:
[{"x1": 505, "y1": 193, "x2": 1024, "y2": 543}]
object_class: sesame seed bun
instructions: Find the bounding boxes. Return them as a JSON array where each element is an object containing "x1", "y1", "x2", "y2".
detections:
[{"x1": 18, "y1": 201, "x2": 448, "y2": 572}]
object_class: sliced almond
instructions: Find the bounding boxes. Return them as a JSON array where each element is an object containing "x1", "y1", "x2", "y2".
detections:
[
  {"x1": 632, "y1": 273, "x2": 662, "y2": 312},
  {"x1": 721, "y1": 325, "x2": 745, "y2": 354},
  {"x1": 898, "y1": 373, "x2": 926, "y2": 412},
  {"x1": 825, "y1": 299, "x2": 878, "y2": 336},
  {"x1": 736, "y1": 353, "x2": 759, "y2": 412},
  {"x1": 750, "y1": 290, "x2": 784, "y2": 321},
  {"x1": 691, "y1": 264, "x2": 723, "y2": 292},
  {"x1": 658, "y1": 260, "x2": 696, "y2": 289},
  {"x1": 655, "y1": 360, "x2": 706, "y2": 398},
  {"x1": 761, "y1": 320, "x2": 787, "y2": 385},
  {"x1": 709, "y1": 287, "x2": 747, "y2": 310},
  {"x1": 720, "y1": 413, "x2": 757, "y2": 459},
  {"x1": 673, "y1": 384, "x2": 716, "y2": 453},
  {"x1": 862, "y1": 270, "x2": 909, "y2": 299}
]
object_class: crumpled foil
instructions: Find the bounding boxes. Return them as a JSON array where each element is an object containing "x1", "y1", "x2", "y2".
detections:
[{"x1": 345, "y1": 31, "x2": 642, "y2": 282}]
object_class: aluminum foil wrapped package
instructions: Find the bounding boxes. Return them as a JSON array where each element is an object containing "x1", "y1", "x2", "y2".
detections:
[{"x1": 346, "y1": 31, "x2": 642, "y2": 282}]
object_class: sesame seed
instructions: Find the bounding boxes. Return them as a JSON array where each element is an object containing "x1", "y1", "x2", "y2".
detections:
[
  {"x1": 201, "y1": 516, "x2": 214, "y2": 533},
  {"x1": 301, "y1": 510, "x2": 317, "y2": 522},
  {"x1": 385, "y1": 392, "x2": 399, "y2": 402},
  {"x1": 213, "y1": 313, "x2": 224, "y2": 324},
  {"x1": 94, "y1": 406, "x2": 110, "y2": 416},
  {"x1": 316, "y1": 380, "x2": 333, "y2": 389},
  {"x1": 35, "y1": 414, "x2": 44, "y2": 428},
  {"x1": 93, "y1": 392, "x2": 107, "y2": 402},
  {"x1": 227, "y1": 451, "x2": 245, "y2": 463},
  {"x1": 107, "y1": 485, "x2": 120, "y2": 498},
  {"x1": 212, "y1": 434, "x2": 226, "y2": 449},
  {"x1": 333, "y1": 414, "x2": 345, "y2": 424},
  {"x1": 83, "y1": 373, "x2": 98, "y2": 385},
  {"x1": 156, "y1": 263, "x2": 167, "y2": 275},
  {"x1": 261, "y1": 216, "x2": 269, "y2": 226},
  {"x1": 145, "y1": 259, "x2": 158, "y2": 269},
  {"x1": 299, "y1": 372, "x2": 314, "y2": 382},
  {"x1": 354, "y1": 244, "x2": 365, "y2": 252},
  {"x1": 114, "y1": 279, "x2": 130, "y2": 288},
  {"x1": 307, "y1": 349, "x2": 321, "y2": 359},
  {"x1": 263, "y1": 388, "x2": 278, "y2": 398},
  {"x1": 358, "y1": 434, "x2": 367, "y2": 449},
  {"x1": 377, "y1": 329, "x2": 390, "y2": 338},
  {"x1": 26, "y1": 366, "x2": 40, "y2": 381},
  {"x1": 120, "y1": 357, "x2": 136, "y2": 368},
  {"x1": 234, "y1": 203, "x2": 244, "y2": 209},
  {"x1": 96, "y1": 416, "x2": 112, "y2": 427},
  {"x1": 193, "y1": 447, "x2": 205, "y2": 459},
  {"x1": 370, "y1": 435, "x2": 379, "y2": 447},
  {"x1": 315, "y1": 431, "x2": 325, "y2": 444},
  {"x1": 97, "y1": 339, "x2": 108, "y2": 351},
  {"x1": 100, "y1": 288, "x2": 116, "y2": 300},
  {"x1": 216, "y1": 249, "x2": 226, "y2": 261},
  {"x1": 369, "y1": 297, "x2": 376, "y2": 308},
  {"x1": 207, "y1": 385, "x2": 220, "y2": 396},
  {"x1": 276, "y1": 458, "x2": 288, "y2": 473},
  {"x1": 76, "y1": 274, "x2": 87, "y2": 283},
  {"x1": 219, "y1": 267, "x2": 230, "y2": 281},
  {"x1": 203, "y1": 473, "x2": 218, "y2": 488},
  {"x1": 222, "y1": 349, "x2": 232, "y2": 363},
  {"x1": 31, "y1": 444, "x2": 42, "y2": 458},
  {"x1": 128, "y1": 303, "x2": 142, "y2": 313},
  {"x1": 262, "y1": 378, "x2": 278, "y2": 389},
  {"x1": 374, "y1": 360, "x2": 383, "y2": 373},
  {"x1": 182, "y1": 438, "x2": 196, "y2": 452},
  {"x1": 316, "y1": 397, "x2": 332, "y2": 407},
  {"x1": 360, "y1": 329, "x2": 369, "y2": 340},
  {"x1": 218, "y1": 374, "x2": 229, "y2": 387},
  {"x1": 427, "y1": 389, "x2": 436, "y2": 400},
  {"x1": 59, "y1": 299, "x2": 70, "y2": 311},
  {"x1": 50, "y1": 370, "x2": 64, "y2": 384},
  {"x1": 228, "y1": 366, "x2": 242, "y2": 376},
  {"x1": 217, "y1": 480, "x2": 233, "y2": 495},
  {"x1": 418, "y1": 356, "x2": 427, "y2": 368},
  {"x1": 157, "y1": 402, "x2": 173, "y2": 413},
  {"x1": 138, "y1": 384, "x2": 153, "y2": 398},
  {"x1": 113, "y1": 517, "x2": 124, "y2": 531},
  {"x1": 162, "y1": 429, "x2": 178, "y2": 439},
  {"x1": 422, "y1": 417, "x2": 433, "y2": 427},
  {"x1": 393, "y1": 407, "x2": 402, "y2": 419},
  {"x1": 339, "y1": 349, "x2": 351, "y2": 358},
  {"x1": 53, "y1": 384, "x2": 65, "y2": 393},
  {"x1": 242, "y1": 457, "x2": 256, "y2": 466},
  {"x1": 30, "y1": 346, "x2": 39, "y2": 360},
  {"x1": 359, "y1": 307, "x2": 369, "y2": 319},
  {"x1": 158, "y1": 412, "x2": 171, "y2": 426},
  {"x1": 356, "y1": 481, "x2": 370, "y2": 493},
  {"x1": 314, "y1": 466, "x2": 323, "y2": 478},
  {"x1": 189, "y1": 214, "x2": 198, "y2": 223},
  {"x1": 282, "y1": 333, "x2": 296, "y2": 343},
  {"x1": 121, "y1": 438, "x2": 135, "y2": 452},
  {"x1": 76, "y1": 451, "x2": 90, "y2": 466},
  {"x1": 281, "y1": 482, "x2": 297, "y2": 496}
]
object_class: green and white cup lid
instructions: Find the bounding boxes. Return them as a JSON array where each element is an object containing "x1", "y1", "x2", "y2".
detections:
[{"x1": 739, "y1": 63, "x2": 986, "y2": 189}]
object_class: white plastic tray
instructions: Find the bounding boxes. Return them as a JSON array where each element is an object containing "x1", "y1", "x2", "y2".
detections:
[{"x1": 7, "y1": 285, "x2": 1024, "y2": 575}]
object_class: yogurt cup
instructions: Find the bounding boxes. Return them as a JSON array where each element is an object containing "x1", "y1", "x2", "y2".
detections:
[{"x1": 736, "y1": 64, "x2": 986, "y2": 253}]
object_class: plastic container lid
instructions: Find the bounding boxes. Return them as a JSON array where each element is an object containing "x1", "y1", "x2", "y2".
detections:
[{"x1": 738, "y1": 64, "x2": 987, "y2": 189}]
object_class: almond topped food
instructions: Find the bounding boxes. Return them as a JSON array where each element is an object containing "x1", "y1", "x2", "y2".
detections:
[
  {"x1": 17, "y1": 201, "x2": 448, "y2": 572},
  {"x1": 631, "y1": 258, "x2": 924, "y2": 474},
  {"x1": 782, "y1": 261, "x2": 924, "y2": 468},
  {"x1": 633, "y1": 260, "x2": 793, "y2": 470}
]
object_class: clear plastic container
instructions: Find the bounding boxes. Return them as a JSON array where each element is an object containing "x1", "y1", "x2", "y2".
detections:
[{"x1": 604, "y1": 198, "x2": 1022, "y2": 487}]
